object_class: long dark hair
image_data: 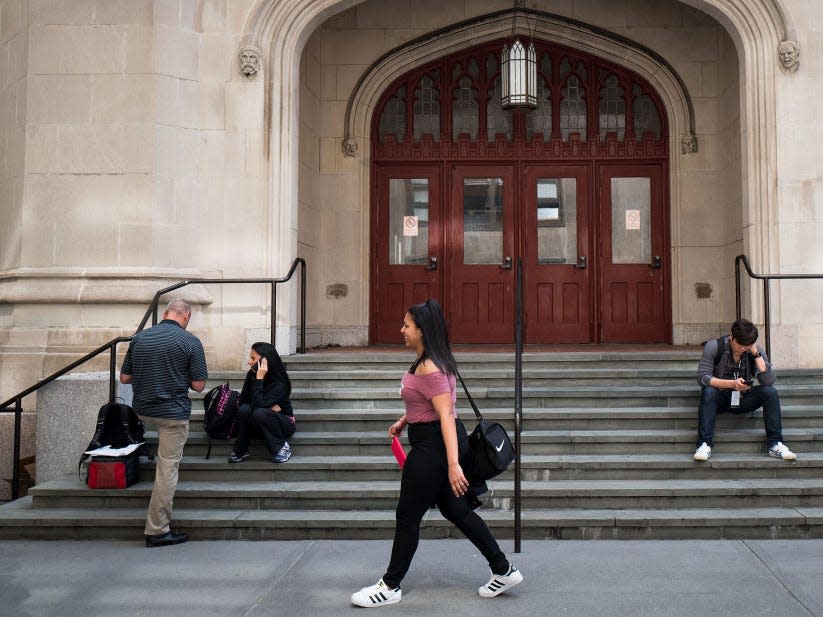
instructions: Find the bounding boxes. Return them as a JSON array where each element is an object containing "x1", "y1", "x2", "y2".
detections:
[
  {"x1": 250, "y1": 341, "x2": 291, "y2": 395},
  {"x1": 407, "y1": 299, "x2": 457, "y2": 376}
]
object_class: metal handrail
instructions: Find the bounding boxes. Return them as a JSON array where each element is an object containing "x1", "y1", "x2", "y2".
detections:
[
  {"x1": 513, "y1": 257, "x2": 524, "y2": 552},
  {"x1": 0, "y1": 258, "x2": 306, "y2": 500},
  {"x1": 735, "y1": 254, "x2": 823, "y2": 360}
]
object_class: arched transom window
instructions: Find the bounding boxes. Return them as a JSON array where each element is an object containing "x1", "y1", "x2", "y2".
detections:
[{"x1": 374, "y1": 39, "x2": 666, "y2": 161}]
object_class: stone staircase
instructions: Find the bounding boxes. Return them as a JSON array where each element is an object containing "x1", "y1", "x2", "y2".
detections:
[{"x1": 2, "y1": 350, "x2": 823, "y2": 540}]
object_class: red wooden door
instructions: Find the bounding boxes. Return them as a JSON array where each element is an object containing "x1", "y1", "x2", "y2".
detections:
[
  {"x1": 448, "y1": 165, "x2": 516, "y2": 343},
  {"x1": 524, "y1": 165, "x2": 591, "y2": 343},
  {"x1": 371, "y1": 165, "x2": 442, "y2": 344},
  {"x1": 598, "y1": 163, "x2": 668, "y2": 343}
]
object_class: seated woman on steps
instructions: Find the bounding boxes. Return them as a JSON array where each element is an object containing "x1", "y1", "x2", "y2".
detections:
[{"x1": 228, "y1": 342, "x2": 295, "y2": 464}]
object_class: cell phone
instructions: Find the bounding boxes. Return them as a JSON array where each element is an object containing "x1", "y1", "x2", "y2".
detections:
[{"x1": 743, "y1": 378, "x2": 754, "y2": 387}]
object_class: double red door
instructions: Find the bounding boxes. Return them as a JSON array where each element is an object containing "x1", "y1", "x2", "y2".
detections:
[{"x1": 370, "y1": 162, "x2": 669, "y2": 344}]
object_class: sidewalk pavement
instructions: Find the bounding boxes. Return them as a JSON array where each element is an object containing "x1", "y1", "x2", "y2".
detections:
[{"x1": 1, "y1": 538, "x2": 821, "y2": 617}]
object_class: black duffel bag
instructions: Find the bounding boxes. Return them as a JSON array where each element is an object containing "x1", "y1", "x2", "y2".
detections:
[{"x1": 457, "y1": 371, "x2": 515, "y2": 482}]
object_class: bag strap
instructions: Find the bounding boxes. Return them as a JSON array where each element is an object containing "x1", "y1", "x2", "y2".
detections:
[
  {"x1": 455, "y1": 370, "x2": 483, "y2": 422},
  {"x1": 713, "y1": 336, "x2": 726, "y2": 369},
  {"x1": 118, "y1": 404, "x2": 139, "y2": 445}
]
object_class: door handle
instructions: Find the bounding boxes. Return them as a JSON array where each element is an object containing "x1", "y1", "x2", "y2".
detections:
[
  {"x1": 652, "y1": 255, "x2": 662, "y2": 269},
  {"x1": 576, "y1": 255, "x2": 587, "y2": 269},
  {"x1": 500, "y1": 256, "x2": 513, "y2": 270},
  {"x1": 425, "y1": 256, "x2": 438, "y2": 271}
]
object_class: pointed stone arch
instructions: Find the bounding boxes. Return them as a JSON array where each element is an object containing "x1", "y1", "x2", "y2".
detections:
[{"x1": 241, "y1": 0, "x2": 795, "y2": 350}]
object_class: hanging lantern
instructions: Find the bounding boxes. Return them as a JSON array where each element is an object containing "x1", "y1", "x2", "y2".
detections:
[{"x1": 501, "y1": 38, "x2": 537, "y2": 110}]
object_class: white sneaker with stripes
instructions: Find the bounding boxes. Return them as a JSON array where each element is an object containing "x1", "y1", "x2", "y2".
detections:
[
  {"x1": 351, "y1": 578, "x2": 401, "y2": 607},
  {"x1": 478, "y1": 564, "x2": 523, "y2": 598}
]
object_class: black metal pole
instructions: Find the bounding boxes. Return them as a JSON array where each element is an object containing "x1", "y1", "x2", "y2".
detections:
[
  {"x1": 735, "y1": 256, "x2": 742, "y2": 319},
  {"x1": 764, "y1": 279, "x2": 771, "y2": 359},
  {"x1": 300, "y1": 260, "x2": 307, "y2": 353},
  {"x1": 109, "y1": 343, "x2": 117, "y2": 402},
  {"x1": 271, "y1": 283, "x2": 277, "y2": 346},
  {"x1": 514, "y1": 257, "x2": 523, "y2": 553},
  {"x1": 12, "y1": 397, "x2": 21, "y2": 500}
]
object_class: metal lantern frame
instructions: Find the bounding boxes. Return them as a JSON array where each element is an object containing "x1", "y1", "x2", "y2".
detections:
[{"x1": 500, "y1": 4, "x2": 537, "y2": 109}]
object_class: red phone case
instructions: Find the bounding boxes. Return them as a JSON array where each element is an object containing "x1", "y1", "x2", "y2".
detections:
[{"x1": 391, "y1": 437, "x2": 407, "y2": 468}]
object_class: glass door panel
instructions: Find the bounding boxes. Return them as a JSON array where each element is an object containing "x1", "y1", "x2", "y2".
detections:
[
  {"x1": 536, "y1": 178, "x2": 578, "y2": 264},
  {"x1": 463, "y1": 178, "x2": 503, "y2": 264},
  {"x1": 388, "y1": 178, "x2": 430, "y2": 265},
  {"x1": 610, "y1": 177, "x2": 651, "y2": 264}
]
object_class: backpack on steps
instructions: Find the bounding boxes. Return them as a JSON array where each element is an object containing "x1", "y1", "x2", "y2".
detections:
[
  {"x1": 203, "y1": 382, "x2": 240, "y2": 459},
  {"x1": 79, "y1": 401, "x2": 151, "y2": 489}
]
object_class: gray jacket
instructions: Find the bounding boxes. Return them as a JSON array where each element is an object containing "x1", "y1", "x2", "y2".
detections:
[{"x1": 697, "y1": 336, "x2": 775, "y2": 388}]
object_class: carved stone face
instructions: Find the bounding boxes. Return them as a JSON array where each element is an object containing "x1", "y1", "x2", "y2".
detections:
[
  {"x1": 239, "y1": 46, "x2": 261, "y2": 78},
  {"x1": 778, "y1": 41, "x2": 799, "y2": 72}
]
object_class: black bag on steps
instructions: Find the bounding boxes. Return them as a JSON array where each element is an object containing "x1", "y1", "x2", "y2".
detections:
[
  {"x1": 202, "y1": 382, "x2": 240, "y2": 459},
  {"x1": 79, "y1": 400, "x2": 151, "y2": 488},
  {"x1": 456, "y1": 371, "x2": 516, "y2": 483}
]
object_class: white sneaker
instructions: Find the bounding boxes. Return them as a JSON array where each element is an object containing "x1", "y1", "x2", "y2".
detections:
[
  {"x1": 478, "y1": 564, "x2": 523, "y2": 598},
  {"x1": 351, "y1": 579, "x2": 401, "y2": 607},
  {"x1": 693, "y1": 442, "x2": 712, "y2": 461},
  {"x1": 769, "y1": 442, "x2": 797, "y2": 461}
]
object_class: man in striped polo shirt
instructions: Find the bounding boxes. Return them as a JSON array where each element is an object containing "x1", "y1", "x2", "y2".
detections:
[{"x1": 120, "y1": 299, "x2": 208, "y2": 547}]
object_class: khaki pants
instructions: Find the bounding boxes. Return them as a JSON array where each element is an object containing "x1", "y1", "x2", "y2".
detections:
[{"x1": 139, "y1": 415, "x2": 189, "y2": 536}]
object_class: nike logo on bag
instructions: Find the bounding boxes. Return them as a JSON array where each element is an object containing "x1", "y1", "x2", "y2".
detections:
[{"x1": 495, "y1": 440, "x2": 505, "y2": 452}]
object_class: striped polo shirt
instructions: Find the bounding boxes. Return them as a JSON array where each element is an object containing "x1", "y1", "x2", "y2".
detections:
[{"x1": 121, "y1": 319, "x2": 208, "y2": 420}]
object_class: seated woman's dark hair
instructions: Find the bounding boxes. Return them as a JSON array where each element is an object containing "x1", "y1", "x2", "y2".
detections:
[
  {"x1": 250, "y1": 341, "x2": 291, "y2": 395},
  {"x1": 407, "y1": 299, "x2": 457, "y2": 376}
]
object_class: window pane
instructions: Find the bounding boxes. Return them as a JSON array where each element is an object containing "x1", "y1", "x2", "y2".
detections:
[
  {"x1": 537, "y1": 178, "x2": 577, "y2": 264},
  {"x1": 525, "y1": 77, "x2": 552, "y2": 142},
  {"x1": 388, "y1": 179, "x2": 429, "y2": 265},
  {"x1": 463, "y1": 178, "x2": 503, "y2": 264},
  {"x1": 452, "y1": 72, "x2": 478, "y2": 140},
  {"x1": 599, "y1": 73, "x2": 626, "y2": 140},
  {"x1": 632, "y1": 84, "x2": 661, "y2": 140},
  {"x1": 487, "y1": 76, "x2": 513, "y2": 142},
  {"x1": 560, "y1": 75, "x2": 586, "y2": 141},
  {"x1": 611, "y1": 177, "x2": 650, "y2": 264},
  {"x1": 378, "y1": 86, "x2": 406, "y2": 143},
  {"x1": 413, "y1": 74, "x2": 440, "y2": 141}
]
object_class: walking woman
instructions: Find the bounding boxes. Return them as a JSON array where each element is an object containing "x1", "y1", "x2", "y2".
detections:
[
  {"x1": 228, "y1": 341, "x2": 295, "y2": 464},
  {"x1": 351, "y1": 299, "x2": 522, "y2": 607}
]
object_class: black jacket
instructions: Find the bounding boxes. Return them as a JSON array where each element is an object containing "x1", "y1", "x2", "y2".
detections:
[{"x1": 238, "y1": 370, "x2": 293, "y2": 415}]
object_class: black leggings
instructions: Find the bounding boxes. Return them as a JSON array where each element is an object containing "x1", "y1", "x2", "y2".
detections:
[
  {"x1": 382, "y1": 420, "x2": 509, "y2": 589},
  {"x1": 232, "y1": 403, "x2": 295, "y2": 456}
]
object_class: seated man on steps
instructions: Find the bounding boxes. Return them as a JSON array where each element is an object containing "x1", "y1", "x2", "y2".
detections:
[{"x1": 693, "y1": 318, "x2": 797, "y2": 462}]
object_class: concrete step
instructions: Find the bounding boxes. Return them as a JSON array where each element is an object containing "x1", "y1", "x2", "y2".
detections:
[
  {"x1": 168, "y1": 426, "x2": 823, "y2": 458},
  {"x1": 4, "y1": 497, "x2": 822, "y2": 540},
  {"x1": 186, "y1": 405, "x2": 823, "y2": 433},
  {"x1": 6, "y1": 349, "x2": 823, "y2": 542},
  {"x1": 282, "y1": 384, "x2": 823, "y2": 410},
  {"x1": 27, "y1": 475, "x2": 823, "y2": 512},
  {"x1": 147, "y1": 452, "x2": 823, "y2": 483}
]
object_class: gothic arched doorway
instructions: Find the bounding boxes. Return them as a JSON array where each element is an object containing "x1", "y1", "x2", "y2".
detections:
[{"x1": 369, "y1": 39, "x2": 671, "y2": 345}]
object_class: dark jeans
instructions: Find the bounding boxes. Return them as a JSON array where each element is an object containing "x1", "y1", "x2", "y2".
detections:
[
  {"x1": 696, "y1": 385, "x2": 783, "y2": 447},
  {"x1": 232, "y1": 403, "x2": 295, "y2": 456},
  {"x1": 382, "y1": 420, "x2": 508, "y2": 589}
]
